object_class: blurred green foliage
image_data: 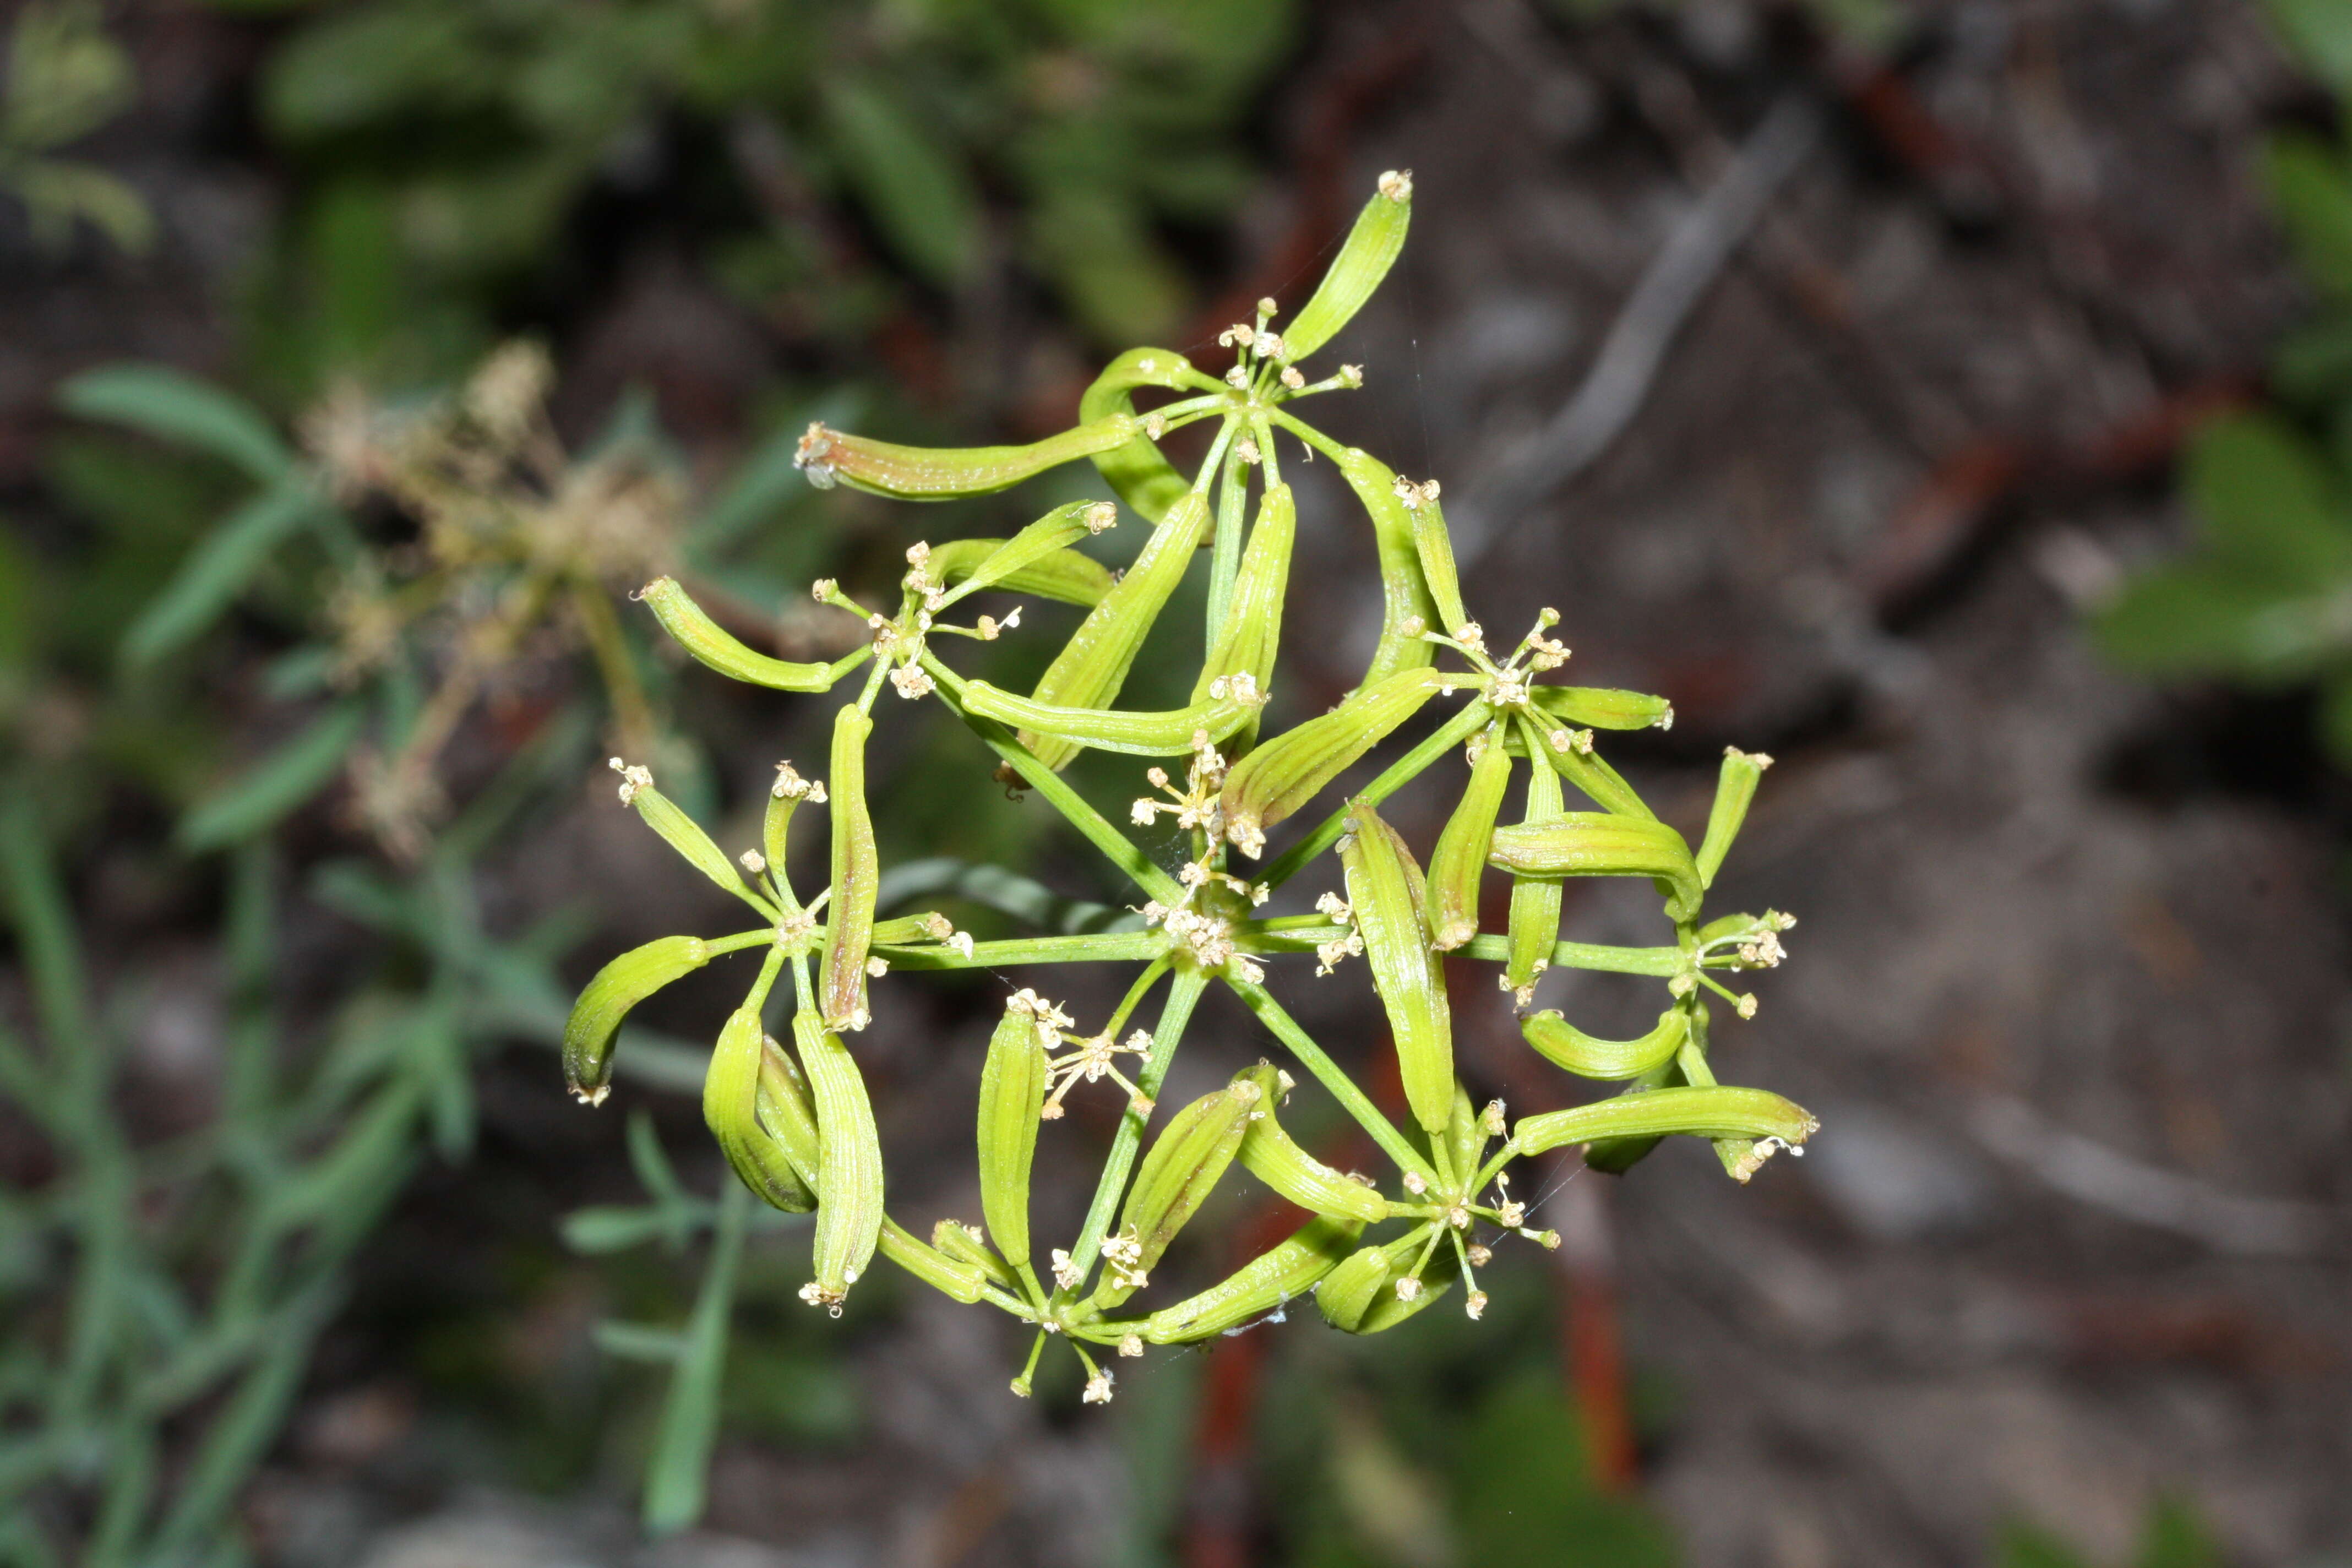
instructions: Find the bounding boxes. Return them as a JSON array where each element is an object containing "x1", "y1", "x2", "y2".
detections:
[
  {"x1": 2094, "y1": 0, "x2": 2352, "y2": 769},
  {"x1": 228, "y1": 0, "x2": 1297, "y2": 398},
  {"x1": 1997, "y1": 1495, "x2": 2221, "y2": 1568},
  {"x1": 0, "y1": 1, "x2": 151, "y2": 253}
]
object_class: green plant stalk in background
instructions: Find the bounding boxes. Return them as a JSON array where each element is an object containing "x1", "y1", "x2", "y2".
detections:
[{"x1": 572, "y1": 173, "x2": 1817, "y2": 1500}]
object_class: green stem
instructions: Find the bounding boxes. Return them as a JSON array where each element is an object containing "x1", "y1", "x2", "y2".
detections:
[
  {"x1": 922, "y1": 667, "x2": 1184, "y2": 905},
  {"x1": 1260, "y1": 699, "x2": 1494, "y2": 889},
  {"x1": 1206, "y1": 421, "x2": 1249, "y2": 646},
  {"x1": 1225, "y1": 979, "x2": 1436, "y2": 1185},
  {"x1": 871, "y1": 932, "x2": 1165, "y2": 970},
  {"x1": 1064, "y1": 968, "x2": 1207, "y2": 1283}
]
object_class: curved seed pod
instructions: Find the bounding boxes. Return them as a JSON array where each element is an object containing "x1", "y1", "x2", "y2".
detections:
[
  {"x1": 624, "y1": 781, "x2": 772, "y2": 914},
  {"x1": 1696, "y1": 747, "x2": 1773, "y2": 888},
  {"x1": 1018, "y1": 489, "x2": 1213, "y2": 771},
  {"x1": 1521, "y1": 1008, "x2": 1689, "y2": 1080},
  {"x1": 960, "y1": 680, "x2": 1260, "y2": 756},
  {"x1": 1219, "y1": 668, "x2": 1450, "y2": 857},
  {"x1": 1512, "y1": 1085, "x2": 1819, "y2": 1175},
  {"x1": 1314, "y1": 1241, "x2": 1393, "y2": 1331},
  {"x1": 636, "y1": 578, "x2": 841, "y2": 691},
  {"x1": 878, "y1": 1218, "x2": 990, "y2": 1305},
  {"x1": 1349, "y1": 1230, "x2": 1460, "y2": 1335},
  {"x1": 870, "y1": 912, "x2": 950, "y2": 944},
  {"x1": 1505, "y1": 729, "x2": 1565, "y2": 997},
  {"x1": 1339, "y1": 799, "x2": 1453, "y2": 1135},
  {"x1": 793, "y1": 415, "x2": 1137, "y2": 499},
  {"x1": 1080, "y1": 347, "x2": 1206, "y2": 523},
  {"x1": 705, "y1": 1008, "x2": 816, "y2": 1212},
  {"x1": 1283, "y1": 170, "x2": 1412, "y2": 360},
  {"x1": 1408, "y1": 492, "x2": 1467, "y2": 643},
  {"x1": 794, "y1": 1011, "x2": 883, "y2": 1311},
  {"x1": 819, "y1": 706, "x2": 878, "y2": 1031},
  {"x1": 563, "y1": 935, "x2": 711, "y2": 1105},
  {"x1": 1095, "y1": 1077, "x2": 1260, "y2": 1310},
  {"x1": 929, "y1": 500, "x2": 1118, "y2": 606},
  {"x1": 754, "y1": 1030, "x2": 821, "y2": 1178},
  {"x1": 1141, "y1": 1214, "x2": 1364, "y2": 1343},
  {"x1": 1529, "y1": 686, "x2": 1675, "y2": 731},
  {"x1": 932, "y1": 1218, "x2": 1020, "y2": 1294},
  {"x1": 977, "y1": 1001, "x2": 1048, "y2": 1270},
  {"x1": 1426, "y1": 726, "x2": 1513, "y2": 950},
  {"x1": 1232, "y1": 1064, "x2": 1389, "y2": 1224},
  {"x1": 1507, "y1": 725, "x2": 1657, "y2": 820},
  {"x1": 921, "y1": 535, "x2": 1114, "y2": 608},
  {"x1": 1443, "y1": 1080, "x2": 1485, "y2": 1193},
  {"x1": 1333, "y1": 448, "x2": 1441, "y2": 685},
  {"x1": 1488, "y1": 811, "x2": 1702, "y2": 923},
  {"x1": 1190, "y1": 481, "x2": 1294, "y2": 705}
]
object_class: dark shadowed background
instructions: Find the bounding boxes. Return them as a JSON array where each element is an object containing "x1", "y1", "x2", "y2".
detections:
[{"x1": 1, "y1": 1, "x2": 2346, "y2": 1566}]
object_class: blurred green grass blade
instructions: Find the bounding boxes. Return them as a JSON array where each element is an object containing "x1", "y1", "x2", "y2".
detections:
[
  {"x1": 57, "y1": 364, "x2": 294, "y2": 484},
  {"x1": 564, "y1": 1205, "x2": 711, "y2": 1256},
  {"x1": 2181, "y1": 411, "x2": 2352, "y2": 581},
  {"x1": 0, "y1": 799, "x2": 95, "y2": 1060},
  {"x1": 875, "y1": 857, "x2": 1140, "y2": 935},
  {"x1": 594, "y1": 1321, "x2": 689, "y2": 1363},
  {"x1": 178, "y1": 703, "x2": 364, "y2": 853},
  {"x1": 120, "y1": 479, "x2": 321, "y2": 668},
  {"x1": 642, "y1": 1179, "x2": 749, "y2": 1534},
  {"x1": 149, "y1": 1279, "x2": 342, "y2": 1559},
  {"x1": 821, "y1": 77, "x2": 981, "y2": 291}
]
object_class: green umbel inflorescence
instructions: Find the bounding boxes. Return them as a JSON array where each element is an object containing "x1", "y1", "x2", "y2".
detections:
[{"x1": 565, "y1": 172, "x2": 1816, "y2": 1402}]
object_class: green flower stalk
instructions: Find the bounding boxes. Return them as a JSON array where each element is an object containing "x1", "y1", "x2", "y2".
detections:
[{"x1": 564, "y1": 172, "x2": 1819, "y2": 1399}]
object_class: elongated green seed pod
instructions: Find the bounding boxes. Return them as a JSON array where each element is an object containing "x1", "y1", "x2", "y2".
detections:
[
  {"x1": 1080, "y1": 347, "x2": 1206, "y2": 523},
  {"x1": 921, "y1": 535, "x2": 1114, "y2": 607},
  {"x1": 1348, "y1": 1229, "x2": 1460, "y2": 1335},
  {"x1": 1426, "y1": 726, "x2": 1513, "y2": 950},
  {"x1": 763, "y1": 766, "x2": 821, "y2": 890},
  {"x1": 879, "y1": 1218, "x2": 990, "y2": 1304},
  {"x1": 1408, "y1": 492, "x2": 1468, "y2": 640},
  {"x1": 1141, "y1": 1214, "x2": 1364, "y2": 1343},
  {"x1": 794, "y1": 1011, "x2": 883, "y2": 1310},
  {"x1": 1695, "y1": 747, "x2": 1773, "y2": 888},
  {"x1": 1505, "y1": 727, "x2": 1565, "y2": 996},
  {"x1": 705, "y1": 1007, "x2": 817, "y2": 1212},
  {"x1": 976, "y1": 1001, "x2": 1047, "y2": 1270},
  {"x1": 1283, "y1": 171, "x2": 1412, "y2": 360},
  {"x1": 870, "y1": 913, "x2": 948, "y2": 945},
  {"x1": 1488, "y1": 811, "x2": 1702, "y2": 923},
  {"x1": 1191, "y1": 481, "x2": 1295, "y2": 705},
  {"x1": 1444, "y1": 1080, "x2": 1485, "y2": 1193},
  {"x1": 819, "y1": 706, "x2": 878, "y2": 1031},
  {"x1": 1521, "y1": 1008, "x2": 1689, "y2": 1081},
  {"x1": 1333, "y1": 448, "x2": 1441, "y2": 687},
  {"x1": 960, "y1": 681, "x2": 1260, "y2": 756},
  {"x1": 1340, "y1": 799, "x2": 1453, "y2": 1136},
  {"x1": 930, "y1": 500, "x2": 1118, "y2": 606},
  {"x1": 624, "y1": 781, "x2": 772, "y2": 914},
  {"x1": 932, "y1": 1218, "x2": 1019, "y2": 1294},
  {"x1": 1512, "y1": 1085, "x2": 1819, "y2": 1174},
  {"x1": 794, "y1": 415, "x2": 1137, "y2": 500},
  {"x1": 1233, "y1": 1064, "x2": 1389, "y2": 1223},
  {"x1": 563, "y1": 935, "x2": 711, "y2": 1105},
  {"x1": 1219, "y1": 668, "x2": 1451, "y2": 857},
  {"x1": 1095, "y1": 1077, "x2": 1259, "y2": 1310},
  {"x1": 636, "y1": 578, "x2": 840, "y2": 691},
  {"x1": 1315, "y1": 1242, "x2": 1392, "y2": 1331},
  {"x1": 755, "y1": 1030, "x2": 822, "y2": 1178},
  {"x1": 1018, "y1": 489, "x2": 1213, "y2": 770},
  {"x1": 1529, "y1": 686, "x2": 1675, "y2": 731}
]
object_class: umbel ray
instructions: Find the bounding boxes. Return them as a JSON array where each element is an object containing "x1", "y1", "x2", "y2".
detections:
[{"x1": 564, "y1": 171, "x2": 1816, "y2": 1404}]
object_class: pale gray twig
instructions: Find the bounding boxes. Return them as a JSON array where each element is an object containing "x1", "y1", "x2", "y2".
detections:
[
  {"x1": 1967, "y1": 1094, "x2": 2333, "y2": 1257},
  {"x1": 1455, "y1": 92, "x2": 1824, "y2": 567}
]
